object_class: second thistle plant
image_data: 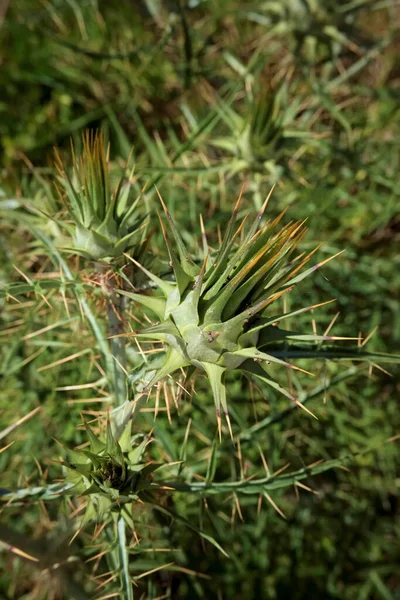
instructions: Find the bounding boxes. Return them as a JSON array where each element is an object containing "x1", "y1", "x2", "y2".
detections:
[
  {"x1": 55, "y1": 131, "x2": 148, "y2": 406},
  {"x1": 55, "y1": 130, "x2": 146, "y2": 263}
]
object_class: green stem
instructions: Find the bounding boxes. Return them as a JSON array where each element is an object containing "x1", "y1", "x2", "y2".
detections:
[
  {"x1": 107, "y1": 296, "x2": 127, "y2": 407},
  {"x1": 269, "y1": 346, "x2": 400, "y2": 363},
  {"x1": 1, "y1": 439, "x2": 383, "y2": 503},
  {"x1": 33, "y1": 229, "x2": 112, "y2": 370},
  {"x1": 34, "y1": 233, "x2": 133, "y2": 598},
  {"x1": 96, "y1": 265, "x2": 133, "y2": 600},
  {"x1": 0, "y1": 453, "x2": 357, "y2": 501},
  {"x1": 97, "y1": 263, "x2": 127, "y2": 408}
]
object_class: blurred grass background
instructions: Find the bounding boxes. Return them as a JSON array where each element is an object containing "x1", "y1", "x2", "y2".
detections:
[{"x1": 0, "y1": 1, "x2": 399, "y2": 598}]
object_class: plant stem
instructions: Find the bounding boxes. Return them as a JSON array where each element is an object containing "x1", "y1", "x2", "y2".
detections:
[
  {"x1": 97, "y1": 264, "x2": 127, "y2": 407},
  {"x1": 1, "y1": 433, "x2": 388, "y2": 504},
  {"x1": 96, "y1": 264, "x2": 133, "y2": 600}
]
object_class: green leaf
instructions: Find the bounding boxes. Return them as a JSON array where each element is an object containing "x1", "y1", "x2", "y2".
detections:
[
  {"x1": 241, "y1": 360, "x2": 297, "y2": 403},
  {"x1": 158, "y1": 214, "x2": 192, "y2": 295},
  {"x1": 200, "y1": 362, "x2": 233, "y2": 439},
  {"x1": 158, "y1": 194, "x2": 199, "y2": 277},
  {"x1": 126, "y1": 257, "x2": 174, "y2": 297},
  {"x1": 111, "y1": 401, "x2": 138, "y2": 441},
  {"x1": 84, "y1": 421, "x2": 105, "y2": 454},
  {"x1": 146, "y1": 348, "x2": 189, "y2": 389},
  {"x1": 128, "y1": 437, "x2": 150, "y2": 465},
  {"x1": 105, "y1": 420, "x2": 116, "y2": 455},
  {"x1": 223, "y1": 346, "x2": 303, "y2": 372}
]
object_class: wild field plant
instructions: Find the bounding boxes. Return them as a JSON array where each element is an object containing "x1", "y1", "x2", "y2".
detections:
[
  {"x1": 1, "y1": 130, "x2": 399, "y2": 599},
  {"x1": 1, "y1": 1, "x2": 399, "y2": 597}
]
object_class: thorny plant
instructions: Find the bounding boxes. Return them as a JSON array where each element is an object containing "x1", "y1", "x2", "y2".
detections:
[{"x1": 1, "y1": 131, "x2": 399, "y2": 600}]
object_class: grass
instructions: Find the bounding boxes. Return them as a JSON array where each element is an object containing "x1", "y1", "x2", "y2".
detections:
[{"x1": 0, "y1": 1, "x2": 400, "y2": 599}]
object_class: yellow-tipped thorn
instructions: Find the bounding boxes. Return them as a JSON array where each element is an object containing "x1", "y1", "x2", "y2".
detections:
[
  {"x1": 233, "y1": 182, "x2": 246, "y2": 215},
  {"x1": 257, "y1": 443, "x2": 271, "y2": 477},
  {"x1": 289, "y1": 364, "x2": 315, "y2": 377},
  {"x1": 0, "y1": 441, "x2": 14, "y2": 454},
  {"x1": 295, "y1": 401, "x2": 318, "y2": 420},
  {"x1": 315, "y1": 249, "x2": 346, "y2": 270},
  {"x1": 257, "y1": 494, "x2": 263, "y2": 516},
  {"x1": 7, "y1": 545, "x2": 39, "y2": 562},
  {"x1": 235, "y1": 495, "x2": 244, "y2": 522},
  {"x1": 288, "y1": 218, "x2": 308, "y2": 240},
  {"x1": 360, "y1": 326, "x2": 379, "y2": 348},
  {"x1": 258, "y1": 183, "x2": 276, "y2": 219},
  {"x1": 323, "y1": 311, "x2": 340, "y2": 337},
  {"x1": 372, "y1": 363, "x2": 393, "y2": 377},
  {"x1": 154, "y1": 185, "x2": 169, "y2": 215},
  {"x1": 13, "y1": 264, "x2": 32, "y2": 284},
  {"x1": 0, "y1": 406, "x2": 41, "y2": 442},
  {"x1": 217, "y1": 411, "x2": 222, "y2": 443},
  {"x1": 263, "y1": 492, "x2": 286, "y2": 520},
  {"x1": 225, "y1": 411, "x2": 234, "y2": 443},
  {"x1": 199, "y1": 213, "x2": 208, "y2": 254},
  {"x1": 69, "y1": 526, "x2": 83, "y2": 546},
  {"x1": 325, "y1": 336, "x2": 360, "y2": 341},
  {"x1": 271, "y1": 206, "x2": 289, "y2": 228}
]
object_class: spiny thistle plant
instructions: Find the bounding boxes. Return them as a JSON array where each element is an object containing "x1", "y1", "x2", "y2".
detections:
[
  {"x1": 122, "y1": 187, "x2": 364, "y2": 440},
  {"x1": 55, "y1": 130, "x2": 146, "y2": 263},
  {"x1": 2, "y1": 173, "x2": 399, "y2": 600},
  {"x1": 54, "y1": 131, "x2": 149, "y2": 407},
  {"x1": 210, "y1": 83, "x2": 312, "y2": 181}
]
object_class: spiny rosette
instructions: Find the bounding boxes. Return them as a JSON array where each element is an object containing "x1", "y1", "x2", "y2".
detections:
[
  {"x1": 55, "y1": 130, "x2": 146, "y2": 262},
  {"x1": 124, "y1": 189, "x2": 344, "y2": 439},
  {"x1": 62, "y1": 418, "x2": 161, "y2": 524}
]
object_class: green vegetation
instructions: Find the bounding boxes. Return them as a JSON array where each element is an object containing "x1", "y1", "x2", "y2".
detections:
[{"x1": 1, "y1": 1, "x2": 399, "y2": 598}]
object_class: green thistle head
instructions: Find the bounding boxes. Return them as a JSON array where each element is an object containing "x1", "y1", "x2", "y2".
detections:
[
  {"x1": 125, "y1": 189, "x2": 342, "y2": 439},
  {"x1": 55, "y1": 130, "x2": 145, "y2": 262},
  {"x1": 63, "y1": 419, "x2": 158, "y2": 523},
  {"x1": 210, "y1": 84, "x2": 307, "y2": 178}
]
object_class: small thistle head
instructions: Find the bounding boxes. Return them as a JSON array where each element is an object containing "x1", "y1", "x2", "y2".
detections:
[
  {"x1": 63, "y1": 419, "x2": 157, "y2": 523},
  {"x1": 55, "y1": 130, "x2": 146, "y2": 262},
  {"x1": 211, "y1": 84, "x2": 299, "y2": 175}
]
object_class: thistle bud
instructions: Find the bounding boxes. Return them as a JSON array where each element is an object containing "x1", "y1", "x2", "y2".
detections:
[{"x1": 55, "y1": 130, "x2": 145, "y2": 263}]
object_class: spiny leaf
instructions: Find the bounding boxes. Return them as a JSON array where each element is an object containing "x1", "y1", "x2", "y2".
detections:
[
  {"x1": 84, "y1": 420, "x2": 105, "y2": 454},
  {"x1": 123, "y1": 255, "x2": 174, "y2": 297},
  {"x1": 157, "y1": 209, "x2": 192, "y2": 295},
  {"x1": 285, "y1": 250, "x2": 345, "y2": 286},
  {"x1": 156, "y1": 187, "x2": 199, "y2": 277},
  {"x1": 222, "y1": 347, "x2": 313, "y2": 376},
  {"x1": 241, "y1": 360, "x2": 298, "y2": 404},
  {"x1": 117, "y1": 288, "x2": 166, "y2": 321},
  {"x1": 145, "y1": 348, "x2": 189, "y2": 390},
  {"x1": 200, "y1": 362, "x2": 233, "y2": 441}
]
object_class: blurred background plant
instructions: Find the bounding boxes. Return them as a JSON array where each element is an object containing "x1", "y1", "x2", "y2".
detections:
[{"x1": 1, "y1": 0, "x2": 400, "y2": 598}]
